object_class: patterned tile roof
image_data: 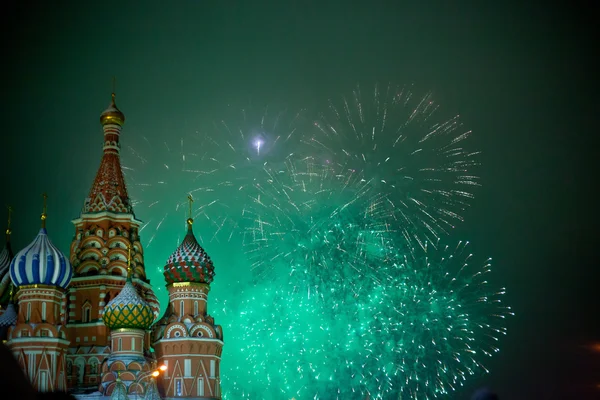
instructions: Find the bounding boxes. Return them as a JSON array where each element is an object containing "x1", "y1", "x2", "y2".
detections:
[{"x1": 163, "y1": 222, "x2": 215, "y2": 285}]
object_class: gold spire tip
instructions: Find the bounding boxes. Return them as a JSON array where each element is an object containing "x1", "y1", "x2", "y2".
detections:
[
  {"x1": 187, "y1": 194, "x2": 194, "y2": 226},
  {"x1": 41, "y1": 193, "x2": 48, "y2": 228},
  {"x1": 5, "y1": 205, "x2": 12, "y2": 238}
]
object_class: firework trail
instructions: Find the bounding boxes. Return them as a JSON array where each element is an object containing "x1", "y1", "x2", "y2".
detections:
[
  {"x1": 310, "y1": 83, "x2": 480, "y2": 251},
  {"x1": 242, "y1": 154, "x2": 396, "y2": 287}
]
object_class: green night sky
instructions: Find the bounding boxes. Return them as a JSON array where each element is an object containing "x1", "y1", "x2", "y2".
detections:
[{"x1": 1, "y1": 1, "x2": 596, "y2": 399}]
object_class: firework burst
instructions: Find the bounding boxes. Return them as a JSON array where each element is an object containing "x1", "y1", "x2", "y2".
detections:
[
  {"x1": 311, "y1": 83, "x2": 480, "y2": 251},
  {"x1": 242, "y1": 154, "x2": 396, "y2": 287},
  {"x1": 219, "y1": 240, "x2": 512, "y2": 400}
]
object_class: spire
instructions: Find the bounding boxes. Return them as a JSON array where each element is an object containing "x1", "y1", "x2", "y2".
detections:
[
  {"x1": 5, "y1": 205, "x2": 12, "y2": 242},
  {"x1": 84, "y1": 88, "x2": 132, "y2": 214},
  {"x1": 187, "y1": 194, "x2": 194, "y2": 228},
  {"x1": 41, "y1": 193, "x2": 48, "y2": 229},
  {"x1": 100, "y1": 78, "x2": 125, "y2": 127}
]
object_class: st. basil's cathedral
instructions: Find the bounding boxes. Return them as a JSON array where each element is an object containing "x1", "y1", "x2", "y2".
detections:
[{"x1": 0, "y1": 93, "x2": 224, "y2": 399}]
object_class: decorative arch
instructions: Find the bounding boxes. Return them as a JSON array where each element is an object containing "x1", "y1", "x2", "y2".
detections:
[
  {"x1": 107, "y1": 249, "x2": 128, "y2": 263},
  {"x1": 106, "y1": 236, "x2": 126, "y2": 248},
  {"x1": 33, "y1": 323, "x2": 58, "y2": 338},
  {"x1": 109, "y1": 361, "x2": 126, "y2": 372},
  {"x1": 132, "y1": 241, "x2": 143, "y2": 254},
  {"x1": 74, "y1": 357, "x2": 86, "y2": 385},
  {"x1": 107, "y1": 265, "x2": 127, "y2": 277},
  {"x1": 119, "y1": 371, "x2": 136, "y2": 381},
  {"x1": 165, "y1": 323, "x2": 188, "y2": 339},
  {"x1": 78, "y1": 263, "x2": 100, "y2": 275},
  {"x1": 89, "y1": 357, "x2": 99, "y2": 375},
  {"x1": 80, "y1": 248, "x2": 102, "y2": 261},
  {"x1": 128, "y1": 382, "x2": 144, "y2": 395},
  {"x1": 104, "y1": 381, "x2": 117, "y2": 396},
  {"x1": 128, "y1": 361, "x2": 143, "y2": 371},
  {"x1": 81, "y1": 236, "x2": 105, "y2": 249},
  {"x1": 82, "y1": 300, "x2": 92, "y2": 323},
  {"x1": 11, "y1": 324, "x2": 33, "y2": 338},
  {"x1": 189, "y1": 323, "x2": 215, "y2": 339}
]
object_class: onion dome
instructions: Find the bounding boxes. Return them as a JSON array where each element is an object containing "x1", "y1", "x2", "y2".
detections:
[
  {"x1": 0, "y1": 240, "x2": 12, "y2": 280},
  {"x1": 100, "y1": 93, "x2": 125, "y2": 126},
  {"x1": 164, "y1": 216, "x2": 215, "y2": 285},
  {"x1": 10, "y1": 196, "x2": 72, "y2": 289},
  {"x1": 144, "y1": 289, "x2": 161, "y2": 321},
  {"x1": 0, "y1": 302, "x2": 17, "y2": 327},
  {"x1": 0, "y1": 286, "x2": 17, "y2": 329},
  {"x1": 103, "y1": 249, "x2": 154, "y2": 330}
]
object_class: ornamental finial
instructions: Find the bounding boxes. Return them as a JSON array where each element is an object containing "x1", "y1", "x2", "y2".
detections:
[
  {"x1": 41, "y1": 193, "x2": 48, "y2": 229},
  {"x1": 187, "y1": 194, "x2": 194, "y2": 226},
  {"x1": 111, "y1": 77, "x2": 116, "y2": 105},
  {"x1": 5, "y1": 205, "x2": 12, "y2": 241}
]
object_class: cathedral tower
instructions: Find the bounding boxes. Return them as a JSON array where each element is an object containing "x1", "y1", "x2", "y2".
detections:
[
  {"x1": 6, "y1": 194, "x2": 73, "y2": 392},
  {"x1": 66, "y1": 92, "x2": 159, "y2": 390},
  {"x1": 152, "y1": 198, "x2": 224, "y2": 399},
  {"x1": 99, "y1": 245, "x2": 157, "y2": 397}
]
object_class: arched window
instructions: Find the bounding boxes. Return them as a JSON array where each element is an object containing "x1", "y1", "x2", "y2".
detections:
[
  {"x1": 180, "y1": 301, "x2": 184, "y2": 317},
  {"x1": 194, "y1": 301, "x2": 198, "y2": 315},
  {"x1": 89, "y1": 359, "x2": 98, "y2": 375},
  {"x1": 82, "y1": 302, "x2": 92, "y2": 323},
  {"x1": 42, "y1": 302, "x2": 47, "y2": 321},
  {"x1": 118, "y1": 338, "x2": 122, "y2": 351}
]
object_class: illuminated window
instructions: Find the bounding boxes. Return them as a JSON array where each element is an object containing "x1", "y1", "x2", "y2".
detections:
[{"x1": 163, "y1": 361, "x2": 169, "y2": 377}]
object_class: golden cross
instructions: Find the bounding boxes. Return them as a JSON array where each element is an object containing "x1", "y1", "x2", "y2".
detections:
[
  {"x1": 187, "y1": 194, "x2": 194, "y2": 219},
  {"x1": 6, "y1": 205, "x2": 12, "y2": 237},
  {"x1": 41, "y1": 193, "x2": 48, "y2": 228}
]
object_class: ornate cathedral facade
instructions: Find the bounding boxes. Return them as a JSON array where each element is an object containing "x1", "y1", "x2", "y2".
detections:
[{"x1": 0, "y1": 94, "x2": 224, "y2": 399}]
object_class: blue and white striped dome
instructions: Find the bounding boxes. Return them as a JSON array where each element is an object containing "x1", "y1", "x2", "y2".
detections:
[{"x1": 9, "y1": 228, "x2": 72, "y2": 289}]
